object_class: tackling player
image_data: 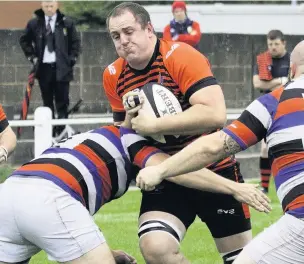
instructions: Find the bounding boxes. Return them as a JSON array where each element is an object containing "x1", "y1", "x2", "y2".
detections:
[
  {"x1": 0, "y1": 104, "x2": 16, "y2": 164},
  {"x1": 0, "y1": 113, "x2": 270, "y2": 264},
  {"x1": 136, "y1": 40, "x2": 304, "y2": 264}
]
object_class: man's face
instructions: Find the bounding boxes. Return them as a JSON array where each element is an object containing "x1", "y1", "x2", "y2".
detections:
[
  {"x1": 109, "y1": 11, "x2": 153, "y2": 67},
  {"x1": 267, "y1": 38, "x2": 286, "y2": 58},
  {"x1": 173, "y1": 8, "x2": 186, "y2": 22},
  {"x1": 42, "y1": 1, "x2": 58, "y2": 17}
]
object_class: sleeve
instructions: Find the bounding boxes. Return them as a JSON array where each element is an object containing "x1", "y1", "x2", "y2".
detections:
[
  {"x1": 176, "y1": 21, "x2": 201, "y2": 47},
  {"x1": 164, "y1": 43, "x2": 218, "y2": 102},
  {"x1": 223, "y1": 96, "x2": 272, "y2": 150},
  {"x1": 19, "y1": 20, "x2": 36, "y2": 61},
  {"x1": 68, "y1": 19, "x2": 81, "y2": 61},
  {"x1": 120, "y1": 127, "x2": 163, "y2": 168},
  {"x1": 102, "y1": 66, "x2": 126, "y2": 122},
  {"x1": 0, "y1": 105, "x2": 9, "y2": 134},
  {"x1": 163, "y1": 25, "x2": 173, "y2": 41}
]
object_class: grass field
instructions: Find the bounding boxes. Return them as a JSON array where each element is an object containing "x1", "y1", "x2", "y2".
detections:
[{"x1": 0, "y1": 166, "x2": 282, "y2": 264}]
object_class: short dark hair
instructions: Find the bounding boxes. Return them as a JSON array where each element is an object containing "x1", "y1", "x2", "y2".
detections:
[
  {"x1": 106, "y1": 2, "x2": 151, "y2": 30},
  {"x1": 267, "y1": 30, "x2": 285, "y2": 41}
]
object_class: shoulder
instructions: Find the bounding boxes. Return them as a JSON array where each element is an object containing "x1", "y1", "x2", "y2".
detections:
[
  {"x1": 164, "y1": 24, "x2": 171, "y2": 30},
  {"x1": 160, "y1": 39, "x2": 208, "y2": 62},
  {"x1": 103, "y1": 58, "x2": 125, "y2": 77},
  {"x1": 103, "y1": 58, "x2": 125, "y2": 87},
  {"x1": 192, "y1": 21, "x2": 200, "y2": 27},
  {"x1": 0, "y1": 104, "x2": 7, "y2": 120},
  {"x1": 283, "y1": 52, "x2": 291, "y2": 61},
  {"x1": 62, "y1": 16, "x2": 76, "y2": 27},
  {"x1": 255, "y1": 86, "x2": 283, "y2": 110},
  {"x1": 256, "y1": 51, "x2": 269, "y2": 59},
  {"x1": 27, "y1": 16, "x2": 39, "y2": 28}
]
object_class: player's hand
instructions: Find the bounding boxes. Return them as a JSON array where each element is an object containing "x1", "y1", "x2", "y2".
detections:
[
  {"x1": 122, "y1": 91, "x2": 144, "y2": 115},
  {"x1": 0, "y1": 146, "x2": 8, "y2": 164},
  {"x1": 136, "y1": 166, "x2": 164, "y2": 191},
  {"x1": 112, "y1": 249, "x2": 137, "y2": 264},
  {"x1": 232, "y1": 183, "x2": 272, "y2": 214},
  {"x1": 131, "y1": 109, "x2": 159, "y2": 135},
  {"x1": 280, "y1": 77, "x2": 289, "y2": 85}
]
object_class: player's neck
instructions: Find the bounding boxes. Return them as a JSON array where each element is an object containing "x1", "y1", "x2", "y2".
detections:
[{"x1": 294, "y1": 73, "x2": 304, "y2": 80}]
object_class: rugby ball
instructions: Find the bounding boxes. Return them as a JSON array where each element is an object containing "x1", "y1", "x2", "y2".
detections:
[{"x1": 140, "y1": 83, "x2": 182, "y2": 143}]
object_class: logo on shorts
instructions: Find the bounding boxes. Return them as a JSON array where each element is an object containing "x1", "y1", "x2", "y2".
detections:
[{"x1": 217, "y1": 209, "x2": 235, "y2": 215}]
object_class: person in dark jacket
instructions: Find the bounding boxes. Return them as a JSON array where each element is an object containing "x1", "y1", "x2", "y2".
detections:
[{"x1": 19, "y1": 1, "x2": 81, "y2": 136}]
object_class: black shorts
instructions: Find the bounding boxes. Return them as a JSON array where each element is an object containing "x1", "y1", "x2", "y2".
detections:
[{"x1": 139, "y1": 162, "x2": 251, "y2": 238}]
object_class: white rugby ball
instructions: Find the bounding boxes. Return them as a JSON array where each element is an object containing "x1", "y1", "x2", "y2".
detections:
[{"x1": 140, "y1": 83, "x2": 182, "y2": 143}]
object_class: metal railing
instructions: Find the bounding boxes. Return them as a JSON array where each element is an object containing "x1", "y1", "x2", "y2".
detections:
[{"x1": 9, "y1": 107, "x2": 242, "y2": 158}]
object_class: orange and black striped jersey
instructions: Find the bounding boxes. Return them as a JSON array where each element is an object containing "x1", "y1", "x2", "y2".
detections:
[
  {"x1": 224, "y1": 77, "x2": 304, "y2": 217},
  {"x1": 103, "y1": 39, "x2": 235, "y2": 170},
  {"x1": 0, "y1": 104, "x2": 9, "y2": 133},
  {"x1": 12, "y1": 126, "x2": 162, "y2": 215}
]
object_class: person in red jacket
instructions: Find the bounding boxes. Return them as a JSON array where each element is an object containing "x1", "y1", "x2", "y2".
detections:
[{"x1": 163, "y1": 1, "x2": 201, "y2": 48}]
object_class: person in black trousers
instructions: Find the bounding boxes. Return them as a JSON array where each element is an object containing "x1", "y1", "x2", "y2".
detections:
[{"x1": 20, "y1": 1, "x2": 81, "y2": 136}]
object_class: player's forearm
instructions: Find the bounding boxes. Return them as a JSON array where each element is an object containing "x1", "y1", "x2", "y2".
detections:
[
  {"x1": 253, "y1": 78, "x2": 282, "y2": 91},
  {"x1": 145, "y1": 148, "x2": 236, "y2": 195},
  {"x1": 167, "y1": 168, "x2": 237, "y2": 195},
  {"x1": 155, "y1": 104, "x2": 226, "y2": 135},
  {"x1": 0, "y1": 127, "x2": 17, "y2": 156},
  {"x1": 158, "y1": 132, "x2": 224, "y2": 178},
  {"x1": 158, "y1": 131, "x2": 241, "y2": 179}
]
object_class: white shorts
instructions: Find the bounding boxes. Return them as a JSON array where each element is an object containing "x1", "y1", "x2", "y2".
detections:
[
  {"x1": 0, "y1": 176, "x2": 105, "y2": 263},
  {"x1": 242, "y1": 213, "x2": 304, "y2": 264}
]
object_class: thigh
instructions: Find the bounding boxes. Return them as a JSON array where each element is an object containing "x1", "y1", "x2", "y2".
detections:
[
  {"x1": 0, "y1": 179, "x2": 40, "y2": 263},
  {"x1": 62, "y1": 243, "x2": 115, "y2": 264},
  {"x1": 54, "y1": 82, "x2": 70, "y2": 103},
  {"x1": 38, "y1": 66, "x2": 54, "y2": 101},
  {"x1": 196, "y1": 165, "x2": 251, "y2": 243},
  {"x1": 11, "y1": 176, "x2": 106, "y2": 263},
  {"x1": 139, "y1": 181, "x2": 196, "y2": 232},
  {"x1": 240, "y1": 214, "x2": 304, "y2": 264}
]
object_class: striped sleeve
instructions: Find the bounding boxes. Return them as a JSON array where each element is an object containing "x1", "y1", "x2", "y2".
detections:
[
  {"x1": 120, "y1": 127, "x2": 163, "y2": 168},
  {"x1": 223, "y1": 96, "x2": 273, "y2": 150},
  {"x1": 0, "y1": 104, "x2": 9, "y2": 133}
]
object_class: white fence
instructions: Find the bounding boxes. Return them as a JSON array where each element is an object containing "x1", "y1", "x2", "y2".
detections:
[
  {"x1": 144, "y1": 4, "x2": 304, "y2": 35},
  {"x1": 9, "y1": 107, "x2": 242, "y2": 158}
]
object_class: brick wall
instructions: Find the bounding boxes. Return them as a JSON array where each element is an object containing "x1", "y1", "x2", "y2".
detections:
[
  {"x1": 1, "y1": 31, "x2": 302, "y2": 118},
  {"x1": 0, "y1": 30, "x2": 303, "y2": 166}
]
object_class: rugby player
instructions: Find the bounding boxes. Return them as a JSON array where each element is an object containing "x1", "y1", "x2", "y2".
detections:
[
  {"x1": 0, "y1": 104, "x2": 16, "y2": 164},
  {"x1": 0, "y1": 112, "x2": 269, "y2": 264},
  {"x1": 103, "y1": 2, "x2": 254, "y2": 263},
  {"x1": 136, "y1": 40, "x2": 304, "y2": 264}
]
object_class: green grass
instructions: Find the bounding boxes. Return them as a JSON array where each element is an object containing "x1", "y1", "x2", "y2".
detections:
[{"x1": 0, "y1": 167, "x2": 282, "y2": 264}]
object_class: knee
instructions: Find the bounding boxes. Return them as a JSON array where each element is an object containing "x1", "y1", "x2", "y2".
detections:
[
  {"x1": 222, "y1": 248, "x2": 243, "y2": 264},
  {"x1": 139, "y1": 235, "x2": 180, "y2": 264}
]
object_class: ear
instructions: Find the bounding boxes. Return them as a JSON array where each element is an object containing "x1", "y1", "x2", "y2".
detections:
[
  {"x1": 147, "y1": 22, "x2": 154, "y2": 36},
  {"x1": 289, "y1": 62, "x2": 296, "y2": 79}
]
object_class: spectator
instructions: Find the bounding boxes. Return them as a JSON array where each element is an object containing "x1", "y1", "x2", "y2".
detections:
[
  {"x1": 163, "y1": 1, "x2": 201, "y2": 49},
  {"x1": 253, "y1": 29, "x2": 290, "y2": 194},
  {"x1": 19, "y1": 1, "x2": 81, "y2": 136}
]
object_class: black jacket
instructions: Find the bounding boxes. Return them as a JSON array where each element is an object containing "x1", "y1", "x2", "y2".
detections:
[{"x1": 19, "y1": 9, "x2": 81, "y2": 82}]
